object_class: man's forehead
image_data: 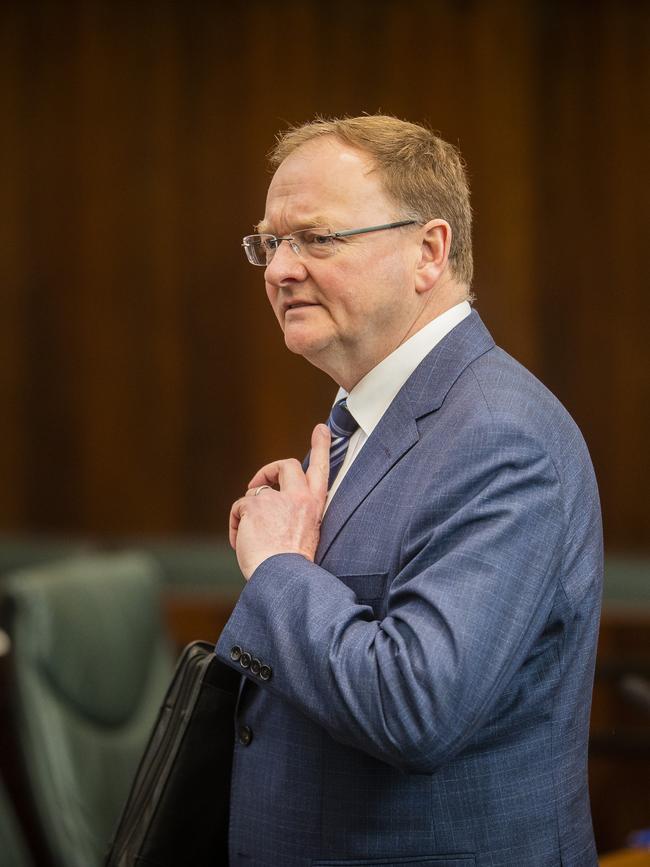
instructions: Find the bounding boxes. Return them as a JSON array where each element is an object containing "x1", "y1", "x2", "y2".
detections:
[
  {"x1": 275, "y1": 135, "x2": 373, "y2": 174},
  {"x1": 259, "y1": 139, "x2": 383, "y2": 232},
  {"x1": 256, "y1": 213, "x2": 332, "y2": 233}
]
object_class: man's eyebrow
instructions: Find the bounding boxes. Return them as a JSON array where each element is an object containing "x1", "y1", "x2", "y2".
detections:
[{"x1": 254, "y1": 216, "x2": 332, "y2": 234}]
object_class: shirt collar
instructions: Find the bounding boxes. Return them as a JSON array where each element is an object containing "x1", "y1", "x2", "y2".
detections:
[{"x1": 334, "y1": 301, "x2": 472, "y2": 437}]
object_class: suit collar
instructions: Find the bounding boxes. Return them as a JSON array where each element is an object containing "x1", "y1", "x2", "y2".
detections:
[
  {"x1": 405, "y1": 308, "x2": 495, "y2": 420},
  {"x1": 316, "y1": 310, "x2": 495, "y2": 563},
  {"x1": 342, "y1": 300, "x2": 472, "y2": 439}
]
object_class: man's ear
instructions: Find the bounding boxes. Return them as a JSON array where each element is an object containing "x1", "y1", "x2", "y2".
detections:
[{"x1": 414, "y1": 219, "x2": 452, "y2": 293}]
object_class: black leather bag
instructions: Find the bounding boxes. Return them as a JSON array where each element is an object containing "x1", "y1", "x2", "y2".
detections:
[{"x1": 105, "y1": 640, "x2": 240, "y2": 867}]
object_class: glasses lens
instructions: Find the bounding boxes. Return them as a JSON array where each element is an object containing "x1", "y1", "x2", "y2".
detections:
[
  {"x1": 292, "y1": 228, "x2": 334, "y2": 258},
  {"x1": 243, "y1": 234, "x2": 276, "y2": 266},
  {"x1": 242, "y1": 229, "x2": 335, "y2": 265}
]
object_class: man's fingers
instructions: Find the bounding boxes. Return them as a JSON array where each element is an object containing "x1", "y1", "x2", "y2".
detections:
[
  {"x1": 229, "y1": 498, "x2": 245, "y2": 549},
  {"x1": 248, "y1": 458, "x2": 307, "y2": 492},
  {"x1": 306, "y1": 424, "x2": 331, "y2": 501},
  {"x1": 247, "y1": 462, "x2": 281, "y2": 490}
]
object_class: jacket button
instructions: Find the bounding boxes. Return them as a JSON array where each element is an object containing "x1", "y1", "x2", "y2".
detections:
[
  {"x1": 230, "y1": 645, "x2": 242, "y2": 662},
  {"x1": 250, "y1": 657, "x2": 261, "y2": 676},
  {"x1": 238, "y1": 725, "x2": 253, "y2": 746},
  {"x1": 239, "y1": 651, "x2": 252, "y2": 669},
  {"x1": 259, "y1": 664, "x2": 272, "y2": 681}
]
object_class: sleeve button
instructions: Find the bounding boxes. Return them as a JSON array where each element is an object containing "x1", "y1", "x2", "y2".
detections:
[
  {"x1": 259, "y1": 664, "x2": 272, "y2": 681},
  {"x1": 239, "y1": 651, "x2": 252, "y2": 669},
  {"x1": 250, "y1": 657, "x2": 261, "y2": 675},
  {"x1": 238, "y1": 725, "x2": 253, "y2": 746},
  {"x1": 230, "y1": 645, "x2": 242, "y2": 662}
]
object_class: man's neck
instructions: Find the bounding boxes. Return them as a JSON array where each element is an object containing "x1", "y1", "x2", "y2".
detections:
[{"x1": 333, "y1": 288, "x2": 470, "y2": 391}]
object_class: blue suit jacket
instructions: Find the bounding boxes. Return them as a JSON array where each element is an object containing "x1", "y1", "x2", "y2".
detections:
[{"x1": 216, "y1": 311, "x2": 603, "y2": 867}]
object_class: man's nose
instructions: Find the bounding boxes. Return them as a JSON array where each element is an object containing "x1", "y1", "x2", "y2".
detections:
[{"x1": 264, "y1": 239, "x2": 308, "y2": 285}]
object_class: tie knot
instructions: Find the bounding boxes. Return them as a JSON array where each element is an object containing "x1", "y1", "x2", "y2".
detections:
[{"x1": 327, "y1": 399, "x2": 358, "y2": 439}]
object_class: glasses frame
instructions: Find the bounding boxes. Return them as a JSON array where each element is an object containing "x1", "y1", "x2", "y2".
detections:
[{"x1": 242, "y1": 220, "x2": 418, "y2": 266}]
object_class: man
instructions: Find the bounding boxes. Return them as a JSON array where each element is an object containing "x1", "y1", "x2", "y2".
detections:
[{"x1": 216, "y1": 116, "x2": 603, "y2": 866}]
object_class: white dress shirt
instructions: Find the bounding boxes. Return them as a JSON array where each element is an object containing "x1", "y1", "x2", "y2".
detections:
[{"x1": 325, "y1": 301, "x2": 471, "y2": 510}]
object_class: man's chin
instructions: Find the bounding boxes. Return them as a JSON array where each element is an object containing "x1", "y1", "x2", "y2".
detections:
[{"x1": 283, "y1": 329, "x2": 331, "y2": 361}]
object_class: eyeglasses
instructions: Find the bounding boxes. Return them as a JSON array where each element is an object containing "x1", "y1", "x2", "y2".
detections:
[{"x1": 241, "y1": 220, "x2": 417, "y2": 266}]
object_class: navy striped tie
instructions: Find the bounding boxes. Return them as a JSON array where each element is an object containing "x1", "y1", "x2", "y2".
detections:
[{"x1": 326, "y1": 399, "x2": 359, "y2": 489}]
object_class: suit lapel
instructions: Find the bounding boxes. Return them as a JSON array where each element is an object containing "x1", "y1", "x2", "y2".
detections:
[
  {"x1": 316, "y1": 310, "x2": 495, "y2": 564},
  {"x1": 316, "y1": 387, "x2": 419, "y2": 563}
]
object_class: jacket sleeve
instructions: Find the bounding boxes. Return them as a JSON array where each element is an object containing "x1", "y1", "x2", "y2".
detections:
[{"x1": 214, "y1": 422, "x2": 571, "y2": 773}]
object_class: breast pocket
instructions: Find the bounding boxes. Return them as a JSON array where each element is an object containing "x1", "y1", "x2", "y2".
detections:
[{"x1": 338, "y1": 571, "x2": 388, "y2": 618}]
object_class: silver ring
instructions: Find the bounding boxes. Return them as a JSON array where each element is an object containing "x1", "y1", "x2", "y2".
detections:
[{"x1": 254, "y1": 485, "x2": 272, "y2": 496}]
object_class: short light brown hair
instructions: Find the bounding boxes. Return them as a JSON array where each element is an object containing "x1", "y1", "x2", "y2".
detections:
[{"x1": 270, "y1": 115, "x2": 473, "y2": 287}]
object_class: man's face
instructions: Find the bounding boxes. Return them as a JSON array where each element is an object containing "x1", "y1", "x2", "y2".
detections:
[{"x1": 259, "y1": 137, "x2": 423, "y2": 388}]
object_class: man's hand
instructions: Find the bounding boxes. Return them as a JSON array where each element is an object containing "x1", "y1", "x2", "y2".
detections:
[{"x1": 229, "y1": 424, "x2": 331, "y2": 580}]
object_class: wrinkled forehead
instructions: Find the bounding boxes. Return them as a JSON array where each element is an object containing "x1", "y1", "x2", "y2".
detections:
[{"x1": 258, "y1": 138, "x2": 391, "y2": 233}]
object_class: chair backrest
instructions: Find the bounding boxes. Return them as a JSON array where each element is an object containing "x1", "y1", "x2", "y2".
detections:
[
  {"x1": 0, "y1": 535, "x2": 92, "y2": 577},
  {"x1": 0, "y1": 552, "x2": 175, "y2": 867},
  {"x1": 0, "y1": 776, "x2": 33, "y2": 867},
  {"x1": 122, "y1": 537, "x2": 243, "y2": 589}
]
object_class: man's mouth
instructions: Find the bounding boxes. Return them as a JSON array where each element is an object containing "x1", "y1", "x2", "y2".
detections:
[{"x1": 285, "y1": 302, "x2": 319, "y2": 312}]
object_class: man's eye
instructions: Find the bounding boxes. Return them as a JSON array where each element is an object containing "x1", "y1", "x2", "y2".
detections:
[
  {"x1": 303, "y1": 231, "x2": 331, "y2": 246},
  {"x1": 262, "y1": 237, "x2": 280, "y2": 251}
]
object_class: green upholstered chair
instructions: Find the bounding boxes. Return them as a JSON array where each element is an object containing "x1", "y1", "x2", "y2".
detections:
[
  {"x1": 121, "y1": 537, "x2": 243, "y2": 590},
  {"x1": 0, "y1": 777, "x2": 33, "y2": 867},
  {"x1": 0, "y1": 552, "x2": 175, "y2": 867},
  {"x1": 603, "y1": 555, "x2": 650, "y2": 607},
  {"x1": 0, "y1": 535, "x2": 92, "y2": 578}
]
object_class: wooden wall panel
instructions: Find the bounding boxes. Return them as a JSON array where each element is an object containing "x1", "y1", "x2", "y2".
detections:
[
  {"x1": 0, "y1": 7, "x2": 26, "y2": 526},
  {"x1": 461, "y1": 1, "x2": 539, "y2": 370},
  {"x1": 0, "y1": 0, "x2": 648, "y2": 548},
  {"x1": 533, "y1": 1, "x2": 650, "y2": 550}
]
